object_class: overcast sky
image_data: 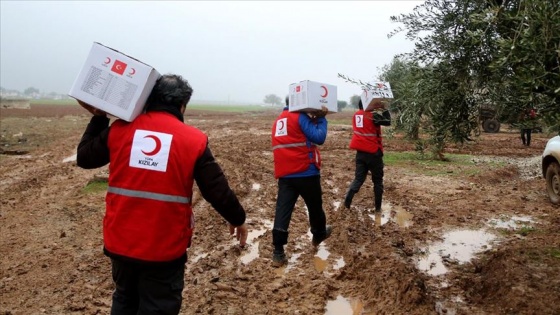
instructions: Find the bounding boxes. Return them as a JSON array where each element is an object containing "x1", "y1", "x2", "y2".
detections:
[{"x1": 0, "y1": 1, "x2": 422, "y2": 104}]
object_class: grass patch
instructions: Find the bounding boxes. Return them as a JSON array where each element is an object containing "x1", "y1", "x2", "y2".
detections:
[
  {"x1": 383, "y1": 151, "x2": 508, "y2": 177},
  {"x1": 82, "y1": 180, "x2": 108, "y2": 194},
  {"x1": 385, "y1": 151, "x2": 470, "y2": 173},
  {"x1": 517, "y1": 226, "x2": 536, "y2": 236},
  {"x1": 549, "y1": 248, "x2": 560, "y2": 259},
  {"x1": 327, "y1": 118, "x2": 351, "y2": 126}
]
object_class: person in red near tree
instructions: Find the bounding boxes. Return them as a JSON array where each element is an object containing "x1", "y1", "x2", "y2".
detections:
[
  {"x1": 76, "y1": 74, "x2": 248, "y2": 315},
  {"x1": 344, "y1": 99, "x2": 391, "y2": 212}
]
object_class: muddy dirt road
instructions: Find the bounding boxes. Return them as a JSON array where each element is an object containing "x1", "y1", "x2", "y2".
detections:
[{"x1": 1, "y1": 105, "x2": 559, "y2": 314}]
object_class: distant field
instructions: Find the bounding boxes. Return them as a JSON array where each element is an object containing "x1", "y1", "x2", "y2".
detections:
[
  {"x1": 29, "y1": 99, "x2": 274, "y2": 113},
  {"x1": 30, "y1": 99, "x2": 77, "y2": 105},
  {"x1": 187, "y1": 104, "x2": 274, "y2": 112}
]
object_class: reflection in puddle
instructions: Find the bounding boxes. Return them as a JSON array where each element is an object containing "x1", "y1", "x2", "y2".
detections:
[
  {"x1": 274, "y1": 253, "x2": 302, "y2": 276},
  {"x1": 333, "y1": 201, "x2": 341, "y2": 210},
  {"x1": 368, "y1": 202, "x2": 413, "y2": 228},
  {"x1": 487, "y1": 215, "x2": 533, "y2": 229},
  {"x1": 240, "y1": 228, "x2": 268, "y2": 265},
  {"x1": 333, "y1": 256, "x2": 345, "y2": 270},
  {"x1": 189, "y1": 252, "x2": 208, "y2": 264},
  {"x1": 252, "y1": 183, "x2": 261, "y2": 191},
  {"x1": 241, "y1": 241, "x2": 260, "y2": 265},
  {"x1": 417, "y1": 229, "x2": 496, "y2": 276},
  {"x1": 314, "y1": 246, "x2": 330, "y2": 272},
  {"x1": 62, "y1": 154, "x2": 76, "y2": 163},
  {"x1": 325, "y1": 295, "x2": 364, "y2": 315},
  {"x1": 435, "y1": 301, "x2": 457, "y2": 315}
]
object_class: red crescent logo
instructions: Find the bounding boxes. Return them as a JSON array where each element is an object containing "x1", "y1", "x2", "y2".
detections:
[
  {"x1": 129, "y1": 68, "x2": 136, "y2": 75},
  {"x1": 141, "y1": 135, "x2": 162, "y2": 156},
  {"x1": 278, "y1": 120, "x2": 285, "y2": 130},
  {"x1": 104, "y1": 57, "x2": 111, "y2": 64},
  {"x1": 320, "y1": 86, "x2": 328, "y2": 98},
  {"x1": 357, "y1": 116, "x2": 362, "y2": 124}
]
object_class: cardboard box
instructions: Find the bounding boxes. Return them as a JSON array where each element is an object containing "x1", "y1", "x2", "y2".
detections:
[
  {"x1": 360, "y1": 81, "x2": 393, "y2": 111},
  {"x1": 69, "y1": 42, "x2": 161, "y2": 122},
  {"x1": 288, "y1": 80, "x2": 338, "y2": 113}
]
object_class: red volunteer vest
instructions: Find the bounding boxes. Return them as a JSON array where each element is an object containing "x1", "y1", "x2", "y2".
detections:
[
  {"x1": 271, "y1": 110, "x2": 321, "y2": 178},
  {"x1": 349, "y1": 110, "x2": 383, "y2": 153},
  {"x1": 106, "y1": 111, "x2": 207, "y2": 262}
]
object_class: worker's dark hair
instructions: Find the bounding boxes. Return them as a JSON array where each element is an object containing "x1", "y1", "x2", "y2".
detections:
[
  {"x1": 358, "y1": 99, "x2": 363, "y2": 110},
  {"x1": 146, "y1": 74, "x2": 193, "y2": 110},
  {"x1": 285, "y1": 96, "x2": 289, "y2": 106}
]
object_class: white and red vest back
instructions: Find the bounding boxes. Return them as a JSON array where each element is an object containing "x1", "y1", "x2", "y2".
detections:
[
  {"x1": 106, "y1": 111, "x2": 207, "y2": 262},
  {"x1": 271, "y1": 110, "x2": 321, "y2": 178},
  {"x1": 349, "y1": 110, "x2": 383, "y2": 153}
]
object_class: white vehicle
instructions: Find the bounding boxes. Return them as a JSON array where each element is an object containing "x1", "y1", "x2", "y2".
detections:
[{"x1": 542, "y1": 135, "x2": 560, "y2": 204}]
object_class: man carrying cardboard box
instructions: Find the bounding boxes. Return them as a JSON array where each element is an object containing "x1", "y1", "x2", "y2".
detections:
[
  {"x1": 270, "y1": 96, "x2": 332, "y2": 267},
  {"x1": 344, "y1": 98, "x2": 391, "y2": 212},
  {"x1": 76, "y1": 74, "x2": 248, "y2": 314}
]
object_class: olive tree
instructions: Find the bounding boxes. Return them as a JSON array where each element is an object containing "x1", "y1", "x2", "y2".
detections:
[{"x1": 389, "y1": 0, "x2": 560, "y2": 142}]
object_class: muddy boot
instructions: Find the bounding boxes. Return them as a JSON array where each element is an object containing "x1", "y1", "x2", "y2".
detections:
[
  {"x1": 344, "y1": 190, "x2": 356, "y2": 209},
  {"x1": 312, "y1": 225, "x2": 333, "y2": 247},
  {"x1": 375, "y1": 197, "x2": 381, "y2": 212},
  {"x1": 374, "y1": 186, "x2": 383, "y2": 212},
  {"x1": 272, "y1": 229, "x2": 289, "y2": 267},
  {"x1": 272, "y1": 247, "x2": 287, "y2": 267},
  {"x1": 374, "y1": 195, "x2": 382, "y2": 212}
]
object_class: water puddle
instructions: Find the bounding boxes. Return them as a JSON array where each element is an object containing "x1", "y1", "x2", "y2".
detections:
[
  {"x1": 325, "y1": 295, "x2": 364, "y2": 315},
  {"x1": 240, "y1": 227, "x2": 268, "y2": 265},
  {"x1": 417, "y1": 229, "x2": 496, "y2": 276},
  {"x1": 189, "y1": 252, "x2": 208, "y2": 264},
  {"x1": 274, "y1": 252, "x2": 302, "y2": 276},
  {"x1": 62, "y1": 154, "x2": 76, "y2": 163},
  {"x1": 333, "y1": 256, "x2": 345, "y2": 270},
  {"x1": 313, "y1": 246, "x2": 330, "y2": 272},
  {"x1": 487, "y1": 215, "x2": 534, "y2": 229},
  {"x1": 367, "y1": 202, "x2": 413, "y2": 228},
  {"x1": 333, "y1": 201, "x2": 341, "y2": 210}
]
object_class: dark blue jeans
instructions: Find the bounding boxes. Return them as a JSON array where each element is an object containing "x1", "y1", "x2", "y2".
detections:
[
  {"x1": 348, "y1": 150, "x2": 384, "y2": 210},
  {"x1": 272, "y1": 176, "x2": 327, "y2": 251},
  {"x1": 110, "y1": 258, "x2": 185, "y2": 315}
]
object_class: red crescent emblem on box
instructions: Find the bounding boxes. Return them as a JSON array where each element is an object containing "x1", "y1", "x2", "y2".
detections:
[{"x1": 320, "y1": 86, "x2": 328, "y2": 98}]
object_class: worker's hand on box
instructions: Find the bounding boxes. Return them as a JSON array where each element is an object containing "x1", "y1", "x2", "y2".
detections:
[
  {"x1": 313, "y1": 106, "x2": 328, "y2": 118},
  {"x1": 229, "y1": 223, "x2": 248, "y2": 248},
  {"x1": 371, "y1": 100, "x2": 386, "y2": 110},
  {"x1": 78, "y1": 100, "x2": 106, "y2": 117}
]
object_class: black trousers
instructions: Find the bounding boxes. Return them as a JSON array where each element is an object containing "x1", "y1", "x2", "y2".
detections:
[
  {"x1": 272, "y1": 176, "x2": 327, "y2": 250},
  {"x1": 348, "y1": 150, "x2": 384, "y2": 210},
  {"x1": 110, "y1": 258, "x2": 185, "y2": 315},
  {"x1": 520, "y1": 128, "x2": 532, "y2": 146}
]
